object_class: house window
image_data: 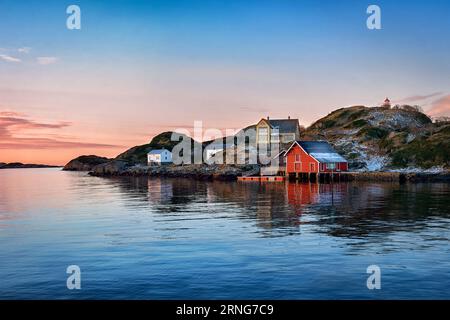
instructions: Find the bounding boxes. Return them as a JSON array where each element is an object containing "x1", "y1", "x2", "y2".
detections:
[
  {"x1": 295, "y1": 163, "x2": 301, "y2": 172},
  {"x1": 258, "y1": 127, "x2": 268, "y2": 143},
  {"x1": 271, "y1": 133, "x2": 280, "y2": 143},
  {"x1": 295, "y1": 154, "x2": 301, "y2": 162},
  {"x1": 310, "y1": 163, "x2": 315, "y2": 172},
  {"x1": 327, "y1": 163, "x2": 336, "y2": 170}
]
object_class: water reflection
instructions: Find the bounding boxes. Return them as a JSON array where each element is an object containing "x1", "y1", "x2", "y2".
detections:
[
  {"x1": 92, "y1": 176, "x2": 450, "y2": 240},
  {"x1": 1, "y1": 169, "x2": 449, "y2": 299}
]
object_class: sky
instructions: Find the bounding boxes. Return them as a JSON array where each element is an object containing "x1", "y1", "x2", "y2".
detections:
[{"x1": 1, "y1": 0, "x2": 450, "y2": 165}]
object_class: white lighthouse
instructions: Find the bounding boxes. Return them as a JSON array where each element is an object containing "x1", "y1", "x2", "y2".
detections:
[{"x1": 382, "y1": 97, "x2": 391, "y2": 108}]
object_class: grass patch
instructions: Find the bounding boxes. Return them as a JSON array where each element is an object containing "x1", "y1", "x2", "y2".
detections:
[{"x1": 359, "y1": 127, "x2": 389, "y2": 140}]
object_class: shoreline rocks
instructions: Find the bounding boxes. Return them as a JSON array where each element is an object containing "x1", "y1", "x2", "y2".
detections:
[{"x1": 89, "y1": 163, "x2": 260, "y2": 181}]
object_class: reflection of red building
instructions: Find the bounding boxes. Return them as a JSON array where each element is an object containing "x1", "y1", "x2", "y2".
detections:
[
  {"x1": 287, "y1": 183, "x2": 320, "y2": 215},
  {"x1": 287, "y1": 182, "x2": 349, "y2": 214},
  {"x1": 287, "y1": 183, "x2": 319, "y2": 206},
  {"x1": 285, "y1": 141, "x2": 348, "y2": 174}
]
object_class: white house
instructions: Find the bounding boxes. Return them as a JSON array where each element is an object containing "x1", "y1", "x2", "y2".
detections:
[{"x1": 147, "y1": 149, "x2": 172, "y2": 165}]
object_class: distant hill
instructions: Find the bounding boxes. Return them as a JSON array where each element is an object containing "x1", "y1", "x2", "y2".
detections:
[
  {"x1": 116, "y1": 131, "x2": 202, "y2": 164},
  {"x1": 0, "y1": 162, "x2": 61, "y2": 169},
  {"x1": 301, "y1": 105, "x2": 449, "y2": 170},
  {"x1": 63, "y1": 155, "x2": 112, "y2": 171}
]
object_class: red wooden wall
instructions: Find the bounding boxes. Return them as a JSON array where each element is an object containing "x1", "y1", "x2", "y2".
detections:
[
  {"x1": 286, "y1": 144, "x2": 319, "y2": 174},
  {"x1": 286, "y1": 143, "x2": 348, "y2": 173}
]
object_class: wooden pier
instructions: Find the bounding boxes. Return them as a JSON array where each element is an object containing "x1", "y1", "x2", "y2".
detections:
[
  {"x1": 238, "y1": 172, "x2": 408, "y2": 183},
  {"x1": 238, "y1": 176, "x2": 285, "y2": 182},
  {"x1": 287, "y1": 171, "x2": 403, "y2": 182}
]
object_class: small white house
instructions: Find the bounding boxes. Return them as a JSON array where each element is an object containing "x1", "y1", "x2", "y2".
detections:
[{"x1": 147, "y1": 149, "x2": 172, "y2": 165}]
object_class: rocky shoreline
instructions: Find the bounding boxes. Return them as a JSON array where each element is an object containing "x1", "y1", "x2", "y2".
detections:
[
  {"x1": 339, "y1": 171, "x2": 450, "y2": 183},
  {"x1": 78, "y1": 161, "x2": 450, "y2": 183},
  {"x1": 88, "y1": 162, "x2": 260, "y2": 181}
]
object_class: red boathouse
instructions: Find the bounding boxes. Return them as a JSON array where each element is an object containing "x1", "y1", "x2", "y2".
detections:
[{"x1": 285, "y1": 141, "x2": 348, "y2": 174}]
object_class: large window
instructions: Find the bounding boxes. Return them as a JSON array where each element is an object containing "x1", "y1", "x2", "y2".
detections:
[
  {"x1": 327, "y1": 163, "x2": 336, "y2": 170},
  {"x1": 271, "y1": 132, "x2": 280, "y2": 143},
  {"x1": 258, "y1": 127, "x2": 268, "y2": 143}
]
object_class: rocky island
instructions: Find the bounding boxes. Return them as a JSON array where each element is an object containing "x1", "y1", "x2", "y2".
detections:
[
  {"x1": 0, "y1": 162, "x2": 61, "y2": 169},
  {"x1": 63, "y1": 105, "x2": 450, "y2": 182}
]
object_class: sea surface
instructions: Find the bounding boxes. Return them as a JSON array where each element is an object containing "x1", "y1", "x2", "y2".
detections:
[{"x1": 0, "y1": 168, "x2": 449, "y2": 299}]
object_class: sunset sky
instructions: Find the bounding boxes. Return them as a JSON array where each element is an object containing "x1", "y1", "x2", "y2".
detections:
[{"x1": 1, "y1": 0, "x2": 450, "y2": 165}]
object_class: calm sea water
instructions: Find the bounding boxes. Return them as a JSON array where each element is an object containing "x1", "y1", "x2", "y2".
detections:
[{"x1": 0, "y1": 168, "x2": 449, "y2": 299}]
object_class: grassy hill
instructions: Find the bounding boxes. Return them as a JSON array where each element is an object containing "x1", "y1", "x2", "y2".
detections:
[
  {"x1": 115, "y1": 131, "x2": 202, "y2": 164},
  {"x1": 302, "y1": 105, "x2": 449, "y2": 170}
]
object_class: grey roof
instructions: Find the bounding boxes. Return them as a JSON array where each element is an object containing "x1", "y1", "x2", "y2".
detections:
[
  {"x1": 148, "y1": 149, "x2": 170, "y2": 155},
  {"x1": 297, "y1": 141, "x2": 347, "y2": 163},
  {"x1": 267, "y1": 119, "x2": 299, "y2": 134}
]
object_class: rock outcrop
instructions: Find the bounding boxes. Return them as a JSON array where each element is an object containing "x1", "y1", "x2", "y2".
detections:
[
  {"x1": 90, "y1": 163, "x2": 259, "y2": 180},
  {"x1": 301, "y1": 105, "x2": 449, "y2": 171},
  {"x1": 63, "y1": 155, "x2": 111, "y2": 171}
]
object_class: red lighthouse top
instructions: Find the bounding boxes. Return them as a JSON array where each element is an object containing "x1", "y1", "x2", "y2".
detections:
[{"x1": 383, "y1": 97, "x2": 391, "y2": 107}]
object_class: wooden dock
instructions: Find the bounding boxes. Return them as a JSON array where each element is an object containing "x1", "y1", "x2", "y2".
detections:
[{"x1": 238, "y1": 176, "x2": 285, "y2": 182}]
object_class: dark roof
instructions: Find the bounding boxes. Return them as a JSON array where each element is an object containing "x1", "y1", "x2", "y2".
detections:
[
  {"x1": 298, "y1": 141, "x2": 335, "y2": 153},
  {"x1": 296, "y1": 141, "x2": 347, "y2": 163},
  {"x1": 267, "y1": 119, "x2": 299, "y2": 134}
]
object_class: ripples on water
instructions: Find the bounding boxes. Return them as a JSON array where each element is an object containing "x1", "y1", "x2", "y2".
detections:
[{"x1": 0, "y1": 168, "x2": 448, "y2": 299}]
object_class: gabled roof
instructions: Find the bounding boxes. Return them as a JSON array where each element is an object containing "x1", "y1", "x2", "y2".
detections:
[
  {"x1": 287, "y1": 141, "x2": 347, "y2": 163},
  {"x1": 268, "y1": 119, "x2": 299, "y2": 134},
  {"x1": 148, "y1": 149, "x2": 170, "y2": 155},
  {"x1": 258, "y1": 118, "x2": 299, "y2": 134}
]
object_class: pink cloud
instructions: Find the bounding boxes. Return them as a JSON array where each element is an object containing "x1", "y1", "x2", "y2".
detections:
[
  {"x1": 396, "y1": 92, "x2": 443, "y2": 104},
  {"x1": 428, "y1": 95, "x2": 450, "y2": 117},
  {"x1": 36, "y1": 56, "x2": 58, "y2": 65},
  {"x1": 0, "y1": 138, "x2": 121, "y2": 150},
  {"x1": 0, "y1": 111, "x2": 26, "y2": 117},
  {"x1": 0, "y1": 111, "x2": 123, "y2": 149}
]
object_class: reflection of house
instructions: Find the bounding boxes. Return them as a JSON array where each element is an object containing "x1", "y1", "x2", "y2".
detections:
[
  {"x1": 256, "y1": 117, "x2": 301, "y2": 146},
  {"x1": 147, "y1": 178, "x2": 173, "y2": 204},
  {"x1": 287, "y1": 182, "x2": 320, "y2": 208},
  {"x1": 147, "y1": 149, "x2": 172, "y2": 165},
  {"x1": 285, "y1": 141, "x2": 348, "y2": 174}
]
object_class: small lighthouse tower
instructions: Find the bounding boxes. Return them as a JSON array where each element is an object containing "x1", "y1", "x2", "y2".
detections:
[{"x1": 382, "y1": 97, "x2": 391, "y2": 108}]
